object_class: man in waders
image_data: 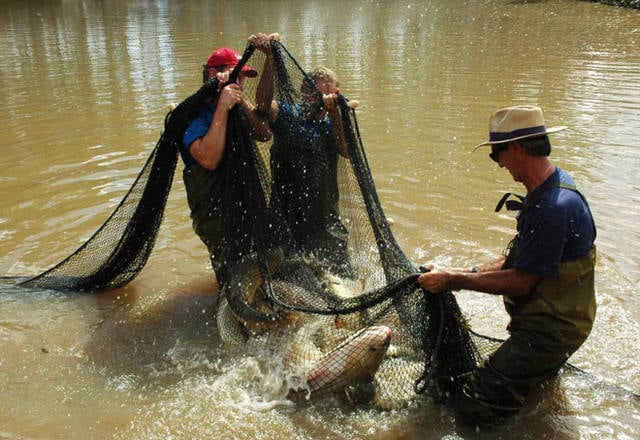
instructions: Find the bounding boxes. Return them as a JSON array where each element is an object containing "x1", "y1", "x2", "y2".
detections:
[
  {"x1": 181, "y1": 47, "x2": 272, "y2": 287},
  {"x1": 418, "y1": 105, "x2": 597, "y2": 426},
  {"x1": 251, "y1": 33, "x2": 355, "y2": 278}
]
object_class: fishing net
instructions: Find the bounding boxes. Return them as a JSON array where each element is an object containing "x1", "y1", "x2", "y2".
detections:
[
  {"x1": 17, "y1": 80, "x2": 221, "y2": 292},
  {"x1": 17, "y1": 40, "x2": 500, "y2": 408}
]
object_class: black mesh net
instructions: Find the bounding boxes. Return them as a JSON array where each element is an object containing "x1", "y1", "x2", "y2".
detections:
[
  {"x1": 17, "y1": 79, "x2": 221, "y2": 292},
  {"x1": 16, "y1": 40, "x2": 501, "y2": 408}
]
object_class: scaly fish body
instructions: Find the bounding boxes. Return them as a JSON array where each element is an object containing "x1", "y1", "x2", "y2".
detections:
[
  {"x1": 225, "y1": 247, "x2": 285, "y2": 323},
  {"x1": 287, "y1": 325, "x2": 392, "y2": 401}
]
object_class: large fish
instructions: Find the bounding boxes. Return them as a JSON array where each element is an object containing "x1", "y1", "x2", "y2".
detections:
[
  {"x1": 224, "y1": 247, "x2": 285, "y2": 324},
  {"x1": 286, "y1": 325, "x2": 392, "y2": 402},
  {"x1": 221, "y1": 250, "x2": 345, "y2": 338}
]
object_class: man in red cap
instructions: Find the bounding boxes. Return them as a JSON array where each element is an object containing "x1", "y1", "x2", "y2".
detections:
[
  {"x1": 180, "y1": 45, "x2": 272, "y2": 287},
  {"x1": 202, "y1": 47, "x2": 258, "y2": 82},
  {"x1": 418, "y1": 105, "x2": 597, "y2": 426}
]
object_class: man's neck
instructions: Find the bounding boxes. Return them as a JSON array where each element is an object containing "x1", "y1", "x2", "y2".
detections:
[{"x1": 523, "y1": 158, "x2": 555, "y2": 193}]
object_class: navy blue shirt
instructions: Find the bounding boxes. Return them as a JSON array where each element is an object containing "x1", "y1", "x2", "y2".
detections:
[
  {"x1": 271, "y1": 102, "x2": 336, "y2": 153},
  {"x1": 512, "y1": 167, "x2": 596, "y2": 279}
]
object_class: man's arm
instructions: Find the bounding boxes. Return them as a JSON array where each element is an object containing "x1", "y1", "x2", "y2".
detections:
[
  {"x1": 418, "y1": 264, "x2": 540, "y2": 298},
  {"x1": 475, "y1": 255, "x2": 506, "y2": 273},
  {"x1": 239, "y1": 98, "x2": 272, "y2": 142},
  {"x1": 250, "y1": 33, "x2": 279, "y2": 125},
  {"x1": 188, "y1": 84, "x2": 242, "y2": 170},
  {"x1": 324, "y1": 94, "x2": 349, "y2": 158}
]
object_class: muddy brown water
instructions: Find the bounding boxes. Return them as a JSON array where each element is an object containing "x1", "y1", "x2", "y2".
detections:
[{"x1": 1, "y1": 1, "x2": 639, "y2": 438}]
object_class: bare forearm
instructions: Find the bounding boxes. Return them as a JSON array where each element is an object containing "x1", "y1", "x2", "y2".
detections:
[
  {"x1": 327, "y1": 107, "x2": 349, "y2": 158},
  {"x1": 475, "y1": 256, "x2": 506, "y2": 273},
  {"x1": 240, "y1": 99, "x2": 272, "y2": 142},
  {"x1": 255, "y1": 54, "x2": 274, "y2": 117},
  {"x1": 190, "y1": 109, "x2": 229, "y2": 170},
  {"x1": 447, "y1": 255, "x2": 505, "y2": 273},
  {"x1": 250, "y1": 33, "x2": 278, "y2": 120},
  {"x1": 447, "y1": 268, "x2": 536, "y2": 297},
  {"x1": 418, "y1": 266, "x2": 539, "y2": 297}
]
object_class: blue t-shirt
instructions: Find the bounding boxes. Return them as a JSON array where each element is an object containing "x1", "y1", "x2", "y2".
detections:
[
  {"x1": 271, "y1": 102, "x2": 335, "y2": 152},
  {"x1": 512, "y1": 167, "x2": 596, "y2": 279},
  {"x1": 269, "y1": 102, "x2": 343, "y2": 237},
  {"x1": 181, "y1": 103, "x2": 217, "y2": 166}
]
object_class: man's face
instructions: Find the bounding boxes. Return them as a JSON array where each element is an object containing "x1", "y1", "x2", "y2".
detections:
[
  {"x1": 207, "y1": 65, "x2": 247, "y2": 87},
  {"x1": 300, "y1": 78, "x2": 339, "y2": 120},
  {"x1": 315, "y1": 79, "x2": 338, "y2": 95},
  {"x1": 301, "y1": 78, "x2": 338, "y2": 102},
  {"x1": 493, "y1": 142, "x2": 523, "y2": 183}
]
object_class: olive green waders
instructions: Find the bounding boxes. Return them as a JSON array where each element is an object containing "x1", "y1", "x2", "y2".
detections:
[
  {"x1": 183, "y1": 163, "x2": 226, "y2": 283},
  {"x1": 456, "y1": 247, "x2": 596, "y2": 425}
]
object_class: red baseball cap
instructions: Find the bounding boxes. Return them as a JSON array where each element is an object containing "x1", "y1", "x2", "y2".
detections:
[{"x1": 205, "y1": 47, "x2": 257, "y2": 78}]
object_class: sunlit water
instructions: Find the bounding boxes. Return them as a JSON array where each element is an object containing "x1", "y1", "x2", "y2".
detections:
[{"x1": 1, "y1": 1, "x2": 639, "y2": 438}]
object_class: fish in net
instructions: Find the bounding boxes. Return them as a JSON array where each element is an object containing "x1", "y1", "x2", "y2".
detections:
[{"x1": 15, "y1": 39, "x2": 504, "y2": 409}]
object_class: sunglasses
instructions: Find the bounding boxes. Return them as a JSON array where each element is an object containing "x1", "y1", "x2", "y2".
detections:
[{"x1": 489, "y1": 143, "x2": 509, "y2": 163}]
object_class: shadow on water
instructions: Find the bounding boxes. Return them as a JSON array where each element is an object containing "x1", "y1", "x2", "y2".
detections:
[{"x1": 85, "y1": 274, "x2": 222, "y2": 388}]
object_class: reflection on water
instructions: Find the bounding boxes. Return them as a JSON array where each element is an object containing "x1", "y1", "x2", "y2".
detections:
[{"x1": 1, "y1": 0, "x2": 639, "y2": 438}]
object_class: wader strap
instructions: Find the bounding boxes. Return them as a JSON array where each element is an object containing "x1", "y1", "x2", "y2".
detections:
[
  {"x1": 495, "y1": 192, "x2": 526, "y2": 212},
  {"x1": 495, "y1": 182, "x2": 596, "y2": 238},
  {"x1": 499, "y1": 181, "x2": 596, "y2": 272},
  {"x1": 495, "y1": 182, "x2": 580, "y2": 213}
]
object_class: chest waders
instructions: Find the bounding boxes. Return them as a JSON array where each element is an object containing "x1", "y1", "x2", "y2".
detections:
[
  {"x1": 183, "y1": 163, "x2": 226, "y2": 283},
  {"x1": 500, "y1": 182, "x2": 596, "y2": 348},
  {"x1": 454, "y1": 183, "x2": 597, "y2": 426}
]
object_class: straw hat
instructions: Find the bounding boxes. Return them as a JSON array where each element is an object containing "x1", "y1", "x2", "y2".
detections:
[{"x1": 473, "y1": 105, "x2": 567, "y2": 150}]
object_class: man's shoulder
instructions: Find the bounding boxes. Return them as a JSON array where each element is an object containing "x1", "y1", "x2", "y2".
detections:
[{"x1": 555, "y1": 167, "x2": 577, "y2": 186}]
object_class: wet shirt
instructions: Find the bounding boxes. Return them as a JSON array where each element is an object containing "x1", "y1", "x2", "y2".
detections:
[
  {"x1": 271, "y1": 102, "x2": 338, "y2": 155},
  {"x1": 512, "y1": 167, "x2": 596, "y2": 279},
  {"x1": 181, "y1": 103, "x2": 217, "y2": 166},
  {"x1": 269, "y1": 102, "x2": 341, "y2": 233}
]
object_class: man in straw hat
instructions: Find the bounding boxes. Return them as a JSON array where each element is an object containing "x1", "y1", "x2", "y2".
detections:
[{"x1": 418, "y1": 105, "x2": 597, "y2": 426}]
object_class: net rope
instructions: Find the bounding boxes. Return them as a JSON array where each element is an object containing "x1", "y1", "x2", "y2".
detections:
[{"x1": 16, "y1": 40, "x2": 505, "y2": 407}]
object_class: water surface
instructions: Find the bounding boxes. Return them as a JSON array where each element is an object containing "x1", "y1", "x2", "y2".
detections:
[{"x1": 1, "y1": 1, "x2": 639, "y2": 438}]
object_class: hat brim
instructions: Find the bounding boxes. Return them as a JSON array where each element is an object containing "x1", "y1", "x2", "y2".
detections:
[
  {"x1": 240, "y1": 65, "x2": 258, "y2": 78},
  {"x1": 472, "y1": 126, "x2": 567, "y2": 151}
]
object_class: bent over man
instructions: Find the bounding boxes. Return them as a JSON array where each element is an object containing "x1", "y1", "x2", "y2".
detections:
[{"x1": 418, "y1": 105, "x2": 597, "y2": 426}]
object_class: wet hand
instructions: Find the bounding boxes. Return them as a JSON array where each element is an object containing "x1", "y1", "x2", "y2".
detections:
[
  {"x1": 417, "y1": 270, "x2": 451, "y2": 293},
  {"x1": 322, "y1": 92, "x2": 339, "y2": 112},
  {"x1": 218, "y1": 83, "x2": 243, "y2": 110}
]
